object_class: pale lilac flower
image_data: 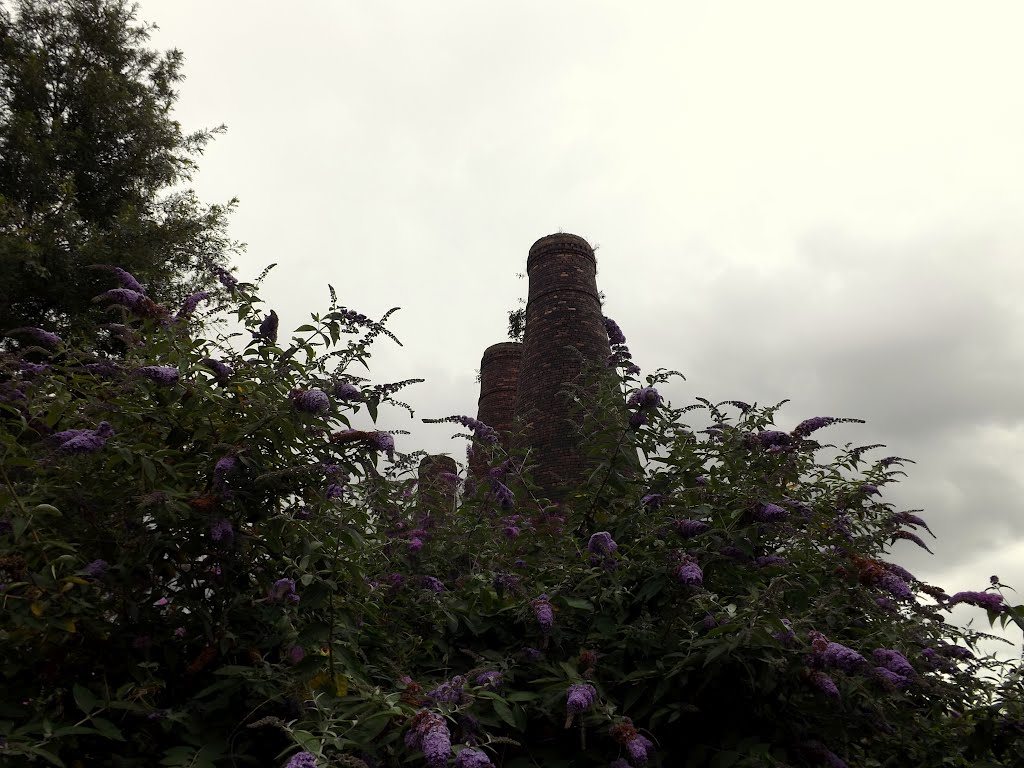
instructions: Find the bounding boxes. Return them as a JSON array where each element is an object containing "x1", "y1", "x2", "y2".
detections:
[{"x1": 136, "y1": 366, "x2": 180, "y2": 385}]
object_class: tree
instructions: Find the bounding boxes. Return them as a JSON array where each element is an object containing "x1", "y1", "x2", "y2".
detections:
[{"x1": 0, "y1": 0, "x2": 238, "y2": 343}]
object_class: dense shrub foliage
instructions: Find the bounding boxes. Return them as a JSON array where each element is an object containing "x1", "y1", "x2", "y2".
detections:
[{"x1": 2, "y1": 271, "x2": 1023, "y2": 767}]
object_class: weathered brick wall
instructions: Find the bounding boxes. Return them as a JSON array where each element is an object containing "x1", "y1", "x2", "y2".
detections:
[
  {"x1": 471, "y1": 342, "x2": 522, "y2": 476},
  {"x1": 512, "y1": 233, "x2": 611, "y2": 498}
]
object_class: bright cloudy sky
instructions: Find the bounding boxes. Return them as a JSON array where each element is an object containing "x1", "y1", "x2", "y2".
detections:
[{"x1": 138, "y1": 1, "x2": 1024, "y2": 645}]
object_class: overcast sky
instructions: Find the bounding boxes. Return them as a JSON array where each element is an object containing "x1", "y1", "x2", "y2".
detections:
[{"x1": 139, "y1": 1, "x2": 1024, "y2": 647}]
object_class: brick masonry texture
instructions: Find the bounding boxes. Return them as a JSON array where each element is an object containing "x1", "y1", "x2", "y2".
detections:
[
  {"x1": 471, "y1": 342, "x2": 522, "y2": 476},
  {"x1": 511, "y1": 233, "x2": 611, "y2": 498}
]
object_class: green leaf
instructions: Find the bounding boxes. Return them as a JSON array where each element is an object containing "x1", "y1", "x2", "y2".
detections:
[
  {"x1": 561, "y1": 596, "x2": 594, "y2": 611},
  {"x1": 492, "y1": 698, "x2": 518, "y2": 729},
  {"x1": 90, "y1": 717, "x2": 125, "y2": 741},
  {"x1": 73, "y1": 683, "x2": 97, "y2": 714}
]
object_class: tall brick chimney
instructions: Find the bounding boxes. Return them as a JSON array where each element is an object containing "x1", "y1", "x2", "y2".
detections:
[
  {"x1": 512, "y1": 233, "x2": 611, "y2": 498},
  {"x1": 470, "y1": 342, "x2": 522, "y2": 475}
]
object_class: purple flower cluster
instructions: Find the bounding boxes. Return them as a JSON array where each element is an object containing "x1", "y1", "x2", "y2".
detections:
[
  {"x1": 641, "y1": 493, "x2": 665, "y2": 508},
  {"x1": 214, "y1": 455, "x2": 237, "y2": 494},
  {"x1": 772, "y1": 618, "x2": 797, "y2": 645},
  {"x1": 371, "y1": 432, "x2": 395, "y2": 461},
  {"x1": 291, "y1": 388, "x2": 330, "y2": 414},
  {"x1": 673, "y1": 518, "x2": 709, "y2": 538},
  {"x1": 756, "y1": 430, "x2": 792, "y2": 449},
  {"x1": 427, "y1": 676, "x2": 468, "y2": 705},
  {"x1": 7, "y1": 327, "x2": 61, "y2": 348},
  {"x1": 475, "y1": 671, "x2": 502, "y2": 690},
  {"x1": 873, "y1": 649, "x2": 915, "y2": 678},
  {"x1": 422, "y1": 576, "x2": 445, "y2": 593},
  {"x1": 210, "y1": 518, "x2": 234, "y2": 544},
  {"x1": 136, "y1": 366, "x2": 180, "y2": 385},
  {"x1": 454, "y1": 747, "x2": 493, "y2": 768},
  {"x1": 604, "y1": 316, "x2": 627, "y2": 345},
  {"x1": 879, "y1": 572, "x2": 914, "y2": 600},
  {"x1": 893, "y1": 530, "x2": 933, "y2": 553},
  {"x1": 588, "y1": 531, "x2": 617, "y2": 556},
  {"x1": 566, "y1": 683, "x2": 598, "y2": 714},
  {"x1": 673, "y1": 557, "x2": 703, "y2": 587},
  {"x1": 82, "y1": 559, "x2": 108, "y2": 578},
  {"x1": 532, "y1": 594, "x2": 554, "y2": 633},
  {"x1": 255, "y1": 310, "x2": 279, "y2": 343},
  {"x1": 55, "y1": 421, "x2": 114, "y2": 454},
  {"x1": 492, "y1": 480, "x2": 514, "y2": 509},
  {"x1": 806, "y1": 670, "x2": 840, "y2": 699},
  {"x1": 625, "y1": 734, "x2": 656, "y2": 765},
  {"x1": 175, "y1": 291, "x2": 210, "y2": 321},
  {"x1": 948, "y1": 591, "x2": 1005, "y2": 612},
  {"x1": 818, "y1": 642, "x2": 867, "y2": 673},
  {"x1": 268, "y1": 578, "x2": 299, "y2": 603},
  {"x1": 201, "y1": 357, "x2": 233, "y2": 384},
  {"x1": 284, "y1": 751, "x2": 317, "y2": 768},
  {"x1": 753, "y1": 502, "x2": 789, "y2": 523},
  {"x1": 405, "y1": 711, "x2": 451, "y2": 768},
  {"x1": 213, "y1": 265, "x2": 238, "y2": 289},
  {"x1": 791, "y1": 416, "x2": 840, "y2": 438},
  {"x1": 627, "y1": 386, "x2": 662, "y2": 410},
  {"x1": 493, "y1": 573, "x2": 520, "y2": 594},
  {"x1": 334, "y1": 381, "x2": 361, "y2": 400},
  {"x1": 454, "y1": 416, "x2": 499, "y2": 444},
  {"x1": 755, "y1": 556, "x2": 787, "y2": 568},
  {"x1": 96, "y1": 288, "x2": 149, "y2": 310}
]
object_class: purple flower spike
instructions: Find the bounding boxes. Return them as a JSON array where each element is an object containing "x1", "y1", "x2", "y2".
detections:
[
  {"x1": 210, "y1": 518, "x2": 234, "y2": 544},
  {"x1": 754, "y1": 503, "x2": 789, "y2": 523},
  {"x1": 256, "y1": 310, "x2": 279, "y2": 343},
  {"x1": 627, "y1": 386, "x2": 662, "y2": 410},
  {"x1": 475, "y1": 671, "x2": 502, "y2": 690},
  {"x1": 819, "y1": 642, "x2": 867, "y2": 672},
  {"x1": 111, "y1": 267, "x2": 146, "y2": 294},
  {"x1": 674, "y1": 559, "x2": 703, "y2": 587},
  {"x1": 291, "y1": 388, "x2": 330, "y2": 414},
  {"x1": 588, "y1": 531, "x2": 618, "y2": 556},
  {"x1": 136, "y1": 366, "x2": 180, "y2": 385},
  {"x1": 604, "y1": 316, "x2": 627, "y2": 345},
  {"x1": 201, "y1": 357, "x2": 233, "y2": 383},
  {"x1": 873, "y1": 649, "x2": 915, "y2": 677},
  {"x1": 284, "y1": 752, "x2": 317, "y2": 768},
  {"x1": 7, "y1": 327, "x2": 61, "y2": 348},
  {"x1": 96, "y1": 288, "x2": 149, "y2": 310},
  {"x1": 334, "y1": 382, "x2": 361, "y2": 400},
  {"x1": 566, "y1": 683, "x2": 598, "y2": 714},
  {"x1": 213, "y1": 266, "x2": 238, "y2": 290},
  {"x1": 175, "y1": 291, "x2": 211, "y2": 321},
  {"x1": 455, "y1": 747, "x2": 493, "y2": 768},
  {"x1": 674, "y1": 519, "x2": 709, "y2": 537},
  {"x1": 626, "y1": 734, "x2": 655, "y2": 765},
  {"x1": 807, "y1": 670, "x2": 840, "y2": 699},
  {"x1": 948, "y1": 591, "x2": 1005, "y2": 612},
  {"x1": 892, "y1": 530, "x2": 933, "y2": 553},
  {"x1": 532, "y1": 594, "x2": 554, "y2": 633},
  {"x1": 422, "y1": 576, "x2": 445, "y2": 593},
  {"x1": 372, "y1": 432, "x2": 395, "y2": 461},
  {"x1": 82, "y1": 559, "x2": 108, "y2": 578}
]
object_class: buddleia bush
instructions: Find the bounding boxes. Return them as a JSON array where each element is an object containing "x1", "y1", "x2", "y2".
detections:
[{"x1": 2, "y1": 273, "x2": 1023, "y2": 768}]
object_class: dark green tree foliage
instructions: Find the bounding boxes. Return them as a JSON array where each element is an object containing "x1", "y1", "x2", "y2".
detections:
[
  {"x1": 2, "y1": 269, "x2": 1023, "y2": 767},
  {"x1": 0, "y1": 0, "x2": 237, "y2": 342}
]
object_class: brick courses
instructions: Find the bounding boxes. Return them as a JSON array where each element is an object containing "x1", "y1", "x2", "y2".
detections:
[{"x1": 511, "y1": 233, "x2": 611, "y2": 498}]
